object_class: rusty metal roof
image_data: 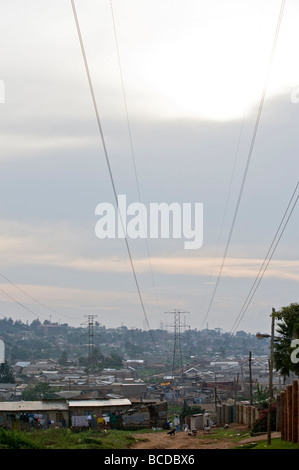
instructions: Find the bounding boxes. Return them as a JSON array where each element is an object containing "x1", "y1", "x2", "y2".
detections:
[{"x1": 67, "y1": 399, "x2": 131, "y2": 408}]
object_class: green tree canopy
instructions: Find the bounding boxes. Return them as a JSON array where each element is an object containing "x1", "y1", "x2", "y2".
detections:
[
  {"x1": 22, "y1": 383, "x2": 57, "y2": 401},
  {"x1": 58, "y1": 351, "x2": 68, "y2": 366},
  {"x1": 0, "y1": 362, "x2": 15, "y2": 383},
  {"x1": 273, "y1": 303, "x2": 299, "y2": 378}
]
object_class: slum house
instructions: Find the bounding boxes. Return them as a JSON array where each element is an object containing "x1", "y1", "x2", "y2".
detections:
[
  {"x1": 0, "y1": 398, "x2": 168, "y2": 431},
  {"x1": 0, "y1": 400, "x2": 69, "y2": 431},
  {"x1": 0, "y1": 398, "x2": 132, "y2": 431},
  {"x1": 57, "y1": 380, "x2": 147, "y2": 400},
  {"x1": 0, "y1": 383, "x2": 20, "y2": 401},
  {"x1": 68, "y1": 399, "x2": 168, "y2": 430},
  {"x1": 20, "y1": 360, "x2": 58, "y2": 378},
  {"x1": 68, "y1": 399, "x2": 132, "y2": 430},
  {"x1": 111, "y1": 381, "x2": 147, "y2": 399},
  {"x1": 184, "y1": 412, "x2": 211, "y2": 431},
  {"x1": 122, "y1": 400, "x2": 168, "y2": 429}
]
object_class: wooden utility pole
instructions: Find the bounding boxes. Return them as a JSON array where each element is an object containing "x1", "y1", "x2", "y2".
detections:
[
  {"x1": 267, "y1": 308, "x2": 275, "y2": 445},
  {"x1": 234, "y1": 373, "x2": 239, "y2": 406},
  {"x1": 249, "y1": 351, "x2": 253, "y2": 405}
]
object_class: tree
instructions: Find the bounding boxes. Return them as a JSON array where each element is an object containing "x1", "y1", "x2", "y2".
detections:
[
  {"x1": 22, "y1": 383, "x2": 57, "y2": 400},
  {"x1": 273, "y1": 303, "x2": 299, "y2": 379},
  {"x1": 254, "y1": 382, "x2": 269, "y2": 409},
  {"x1": 0, "y1": 362, "x2": 15, "y2": 383},
  {"x1": 79, "y1": 347, "x2": 104, "y2": 372},
  {"x1": 180, "y1": 404, "x2": 205, "y2": 423},
  {"x1": 59, "y1": 351, "x2": 68, "y2": 366},
  {"x1": 102, "y1": 352, "x2": 123, "y2": 369}
]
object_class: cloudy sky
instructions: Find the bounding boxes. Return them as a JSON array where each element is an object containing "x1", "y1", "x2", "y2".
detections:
[{"x1": 0, "y1": 0, "x2": 298, "y2": 335}]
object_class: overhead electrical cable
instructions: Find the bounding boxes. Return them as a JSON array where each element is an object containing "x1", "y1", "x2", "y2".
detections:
[
  {"x1": 109, "y1": 0, "x2": 162, "y2": 317},
  {"x1": 198, "y1": 113, "x2": 245, "y2": 317},
  {"x1": 221, "y1": 180, "x2": 299, "y2": 350},
  {"x1": 0, "y1": 272, "x2": 78, "y2": 321},
  {"x1": 0, "y1": 286, "x2": 46, "y2": 320},
  {"x1": 198, "y1": 0, "x2": 266, "y2": 319},
  {"x1": 70, "y1": 0, "x2": 155, "y2": 344},
  {"x1": 200, "y1": 0, "x2": 286, "y2": 329}
]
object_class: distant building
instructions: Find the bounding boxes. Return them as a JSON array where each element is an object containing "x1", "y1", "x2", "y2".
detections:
[
  {"x1": 37, "y1": 323, "x2": 62, "y2": 336},
  {"x1": 0, "y1": 400, "x2": 69, "y2": 430},
  {"x1": 209, "y1": 362, "x2": 239, "y2": 369},
  {"x1": 0, "y1": 338, "x2": 5, "y2": 364},
  {"x1": 0, "y1": 398, "x2": 167, "y2": 431}
]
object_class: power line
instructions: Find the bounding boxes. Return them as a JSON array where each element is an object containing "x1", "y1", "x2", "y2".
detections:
[
  {"x1": 200, "y1": 0, "x2": 286, "y2": 329},
  {"x1": 109, "y1": 0, "x2": 162, "y2": 317},
  {"x1": 198, "y1": 112, "x2": 245, "y2": 317},
  {"x1": 198, "y1": 0, "x2": 267, "y2": 319},
  {"x1": 221, "y1": 180, "x2": 299, "y2": 350},
  {"x1": 70, "y1": 0, "x2": 155, "y2": 344},
  {"x1": 0, "y1": 286, "x2": 46, "y2": 320},
  {"x1": 0, "y1": 272, "x2": 77, "y2": 321}
]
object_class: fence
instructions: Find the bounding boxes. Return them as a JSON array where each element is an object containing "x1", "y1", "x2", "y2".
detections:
[
  {"x1": 216, "y1": 379, "x2": 299, "y2": 444},
  {"x1": 280, "y1": 379, "x2": 299, "y2": 444},
  {"x1": 216, "y1": 403, "x2": 259, "y2": 428}
]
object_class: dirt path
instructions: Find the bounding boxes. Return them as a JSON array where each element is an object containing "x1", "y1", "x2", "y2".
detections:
[{"x1": 130, "y1": 424, "x2": 281, "y2": 450}]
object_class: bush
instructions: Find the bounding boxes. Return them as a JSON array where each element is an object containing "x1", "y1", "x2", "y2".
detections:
[
  {"x1": 0, "y1": 428, "x2": 38, "y2": 449},
  {"x1": 180, "y1": 404, "x2": 205, "y2": 422},
  {"x1": 251, "y1": 404, "x2": 276, "y2": 435}
]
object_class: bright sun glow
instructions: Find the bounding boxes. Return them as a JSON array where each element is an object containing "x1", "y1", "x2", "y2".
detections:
[
  {"x1": 120, "y1": 2, "x2": 297, "y2": 121},
  {"x1": 143, "y1": 30, "x2": 287, "y2": 121}
]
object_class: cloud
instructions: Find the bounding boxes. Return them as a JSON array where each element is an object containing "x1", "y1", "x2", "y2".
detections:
[
  {"x1": 0, "y1": 219, "x2": 298, "y2": 283},
  {"x1": 0, "y1": 133, "x2": 98, "y2": 160},
  {"x1": 0, "y1": 1, "x2": 298, "y2": 332},
  {"x1": 50, "y1": 255, "x2": 299, "y2": 283}
]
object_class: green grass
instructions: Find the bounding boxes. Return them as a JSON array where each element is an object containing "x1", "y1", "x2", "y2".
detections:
[
  {"x1": 198, "y1": 426, "x2": 299, "y2": 449},
  {"x1": 0, "y1": 427, "x2": 147, "y2": 450},
  {"x1": 198, "y1": 426, "x2": 251, "y2": 442},
  {"x1": 1, "y1": 426, "x2": 299, "y2": 450},
  {"x1": 236, "y1": 438, "x2": 299, "y2": 450}
]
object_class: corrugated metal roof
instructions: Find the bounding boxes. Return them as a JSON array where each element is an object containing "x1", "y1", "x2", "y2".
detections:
[
  {"x1": 0, "y1": 401, "x2": 68, "y2": 411},
  {"x1": 15, "y1": 362, "x2": 31, "y2": 367},
  {"x1": 68, "y1": 399, "x2": 131, "y2": 408}
]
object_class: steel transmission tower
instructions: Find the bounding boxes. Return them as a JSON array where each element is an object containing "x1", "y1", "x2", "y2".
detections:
[
  {"x1": 81, "y1": 315, "x2": 98, "y2": 363},
  {"x1": 165, "y1": 309, "x2": 189, "y2": 379}
]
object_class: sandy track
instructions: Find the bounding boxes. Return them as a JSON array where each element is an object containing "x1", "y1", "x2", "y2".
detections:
[
  {"x1": 131, "y1": 425, "x2": 246, "y2": 449},
  {"x1": 130, "y1": 425, "x2": 281, "y2": 450}
]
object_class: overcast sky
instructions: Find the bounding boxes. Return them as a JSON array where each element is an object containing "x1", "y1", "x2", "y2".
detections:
[{"x1": 0, "y1": 0, "x2": 298, "y2": 336}]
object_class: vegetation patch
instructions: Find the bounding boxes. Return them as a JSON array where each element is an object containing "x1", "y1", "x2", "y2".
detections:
[
  {"x1": 198, "y1": 426, "x2": 250, "y2": 443},
  {"x1": 5, "y1": 427, "x2": 145, "y2": 450},
  {"x1": 0, "y1": 428, "x2": 38, "y2": 449},
  {"x1": 236, "y1": 438, "x2": 299, "y2": 450}
]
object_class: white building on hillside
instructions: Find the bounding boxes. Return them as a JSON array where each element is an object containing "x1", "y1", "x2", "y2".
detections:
[{"x1": 0, "y1": 338, "x2": 5, "y2": 364}]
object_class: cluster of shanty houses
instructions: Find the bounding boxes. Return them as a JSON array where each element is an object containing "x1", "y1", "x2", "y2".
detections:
[{"x1": 0, "y1": 398, "x2": 168, "y2": 431}]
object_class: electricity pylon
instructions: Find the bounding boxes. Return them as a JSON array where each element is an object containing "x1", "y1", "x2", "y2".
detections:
[
  {"x1": 81, "y1": 315, "x2": 98, "y2": 363},
  {"x1": 165, "y1": 309, "x2": 189, "y2": 380}
]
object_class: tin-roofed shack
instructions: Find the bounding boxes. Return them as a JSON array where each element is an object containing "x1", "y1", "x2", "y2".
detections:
[
  {"x1": 0, "y1": 398, "x2": 168, "y2": 431},
  {"x1": 68, "y1": 398, "x2": 131, "y2": 430},
  {"x1": 0, "y1": 400, "x2": 69, "y2": 431},
  {"x1": 122, "y1": 400, "x2": 167, "y2": 429}
]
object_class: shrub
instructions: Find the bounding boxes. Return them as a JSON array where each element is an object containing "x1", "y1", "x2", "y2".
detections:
[
  {"x1": 251, "y1": 404, "x2": 277, "y2": 435},
  {"x1": 0, "y1": 428, "x2": 38, "y2": 449}
]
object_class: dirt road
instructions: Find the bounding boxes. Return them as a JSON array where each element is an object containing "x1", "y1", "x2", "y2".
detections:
[{"x1": 130, "y1": 424, "x2": 280, "y2": 450}]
